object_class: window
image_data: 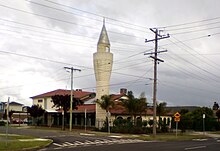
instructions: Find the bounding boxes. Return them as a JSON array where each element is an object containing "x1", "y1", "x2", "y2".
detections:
[
  {"x1": 105, "y1": 47, "x2": 110, "y2": 52},
  {"x1": 38, "y1": 99, "x2": 43, "y2": 103}
]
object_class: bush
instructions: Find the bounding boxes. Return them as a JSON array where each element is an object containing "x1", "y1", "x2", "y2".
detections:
[
  {"x1": 111, "y1": 119, "x2": 151, "y2": 134},
  {"x1": 0, "y1": 121, "x2": 6, "y2": 126}
]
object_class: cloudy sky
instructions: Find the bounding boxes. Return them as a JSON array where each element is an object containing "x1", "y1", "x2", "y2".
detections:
[{"x1": 0, "y1": 0, "x2": 220, "y2": 107}]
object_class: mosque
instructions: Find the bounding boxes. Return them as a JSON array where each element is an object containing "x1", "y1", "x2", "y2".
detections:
[{"x1": 30, "y1": 21, "x2": 171, "y2": 128}]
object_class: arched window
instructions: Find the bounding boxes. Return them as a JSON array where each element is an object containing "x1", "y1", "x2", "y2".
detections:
[{"x1": 117, "y1": 116, "x2": 123, "y2": 120}]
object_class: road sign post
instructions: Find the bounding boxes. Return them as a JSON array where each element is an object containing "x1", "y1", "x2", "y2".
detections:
[
  {"x1": 174, "y1": 112, "x2": 181, "y2": 137},
  {"x1": 203, "y1": 114, "x2": 205, "y2": 135},
  {"x1": 176, "y1": 121, "x2": 178, "y2": 137}
]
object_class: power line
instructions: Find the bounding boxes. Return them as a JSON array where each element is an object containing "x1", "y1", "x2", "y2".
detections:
[
  {"x1": 170, "y1": 25, "x2": 220, "y2": 35},
  {"x1": 0, "y1": 50, "x2": 90, "y2": 69},
  {"x1": 0, "y1": 3, "x2": 147, "y2": 41},
  {"x1": 158, "y1": 16, "x2": 220, "y2": 29},
  {"x1": 166, "y1": 20, "x2": 220, "y2": 31},
  {"x1": 43, "y1": 0, "x2": 148, "y2": 30},
  {"x1": 171, "y1": 36, "x2": 220, "y2": 69},
  {"x1": 0, "y1": 19, "x2": 148, "y2": 48},
  {"x1": 166, "y1": 39, "x2": 220, "y2": 83},
  {"x1": 164, "y1": 54, "x2": 220, "y2": 88}
]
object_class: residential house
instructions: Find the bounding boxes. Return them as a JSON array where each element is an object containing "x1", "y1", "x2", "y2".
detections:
[
  {"x1": 0, "y1": 101, "x2": 29, "y2": 123},
  {"x1": 30, "y1": 89, "x2": 96, "y2": 127}
]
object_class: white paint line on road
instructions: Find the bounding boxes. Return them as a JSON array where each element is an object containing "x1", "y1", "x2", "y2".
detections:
[
  {"x1": 192, "y1": 139, "x2": 207, "y2": 141},
  {"x1": 109, "y1": 135, "x2": 122, "y2": 138},
  {"x1": 84, "y1": 140, "x2": 95, "y2": 145},
  {"x1": 75, "y1": 141, "x2": 84, "y2": 145},
  {"x1": 64, "y1": 142, "x2": 74, "y2": 146},
  {"x1": 53, "y1": 143, "x2": 63, "y2": 147},
  {"x1": 95, "y1": 139, "x2": 105, "y2": 144},
  {"x1": 80, "y1": 133, "x2": 95, "y2": 136},
  {"x1": 185, "y1": 146, "x2": 206, "y2": 150}
]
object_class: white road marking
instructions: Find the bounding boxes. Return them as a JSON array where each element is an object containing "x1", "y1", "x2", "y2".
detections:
[
  {"x1": 53, "y1": 143, "x2": 63, "y2": 147},
  {"x1": 185, "y1": 146, "x2": 206, "y2": 150},
  {"x1": 84, "y1": 140, "x2": 95, "y2": 145},
  {"x1": 109, "y1": 135, "x2": 122, "y2": 138},
  {"x1": 80, "y1": 133, "x2": 95, "y2": 136},
  {"x1": 192, "y1": 139, "x2": 207, "y2": 141},
  {"x1": 64, "y1": 142, "x2": 74, "y2": 146},
  {"x1": 75, "y1": 141, "x2": 84, "y2": 145},
  {"x1": 52, "y1": 138, "x2": 149, "y2": 149}
]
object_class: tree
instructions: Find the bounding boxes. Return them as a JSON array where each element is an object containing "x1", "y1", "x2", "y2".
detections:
[
  {"x1": 121, "y1": 91, "x2": 147, "y2": 126},
  {"x1": 138, "y1": 92, "x2": 148, "y2": 118},
  {"x1": 156, "y1": 102, "x2": 168, "y2": 129},
  {"x1": 96, "y1": 95, "x2": 115, "y2": 132},
  {"x1": 3, "y1": 109, "x2": 14, "y2": 120},
  {"x1": 51, "y1": 94, "x2": 83, "y2": 130},
  {"x1": 27, "y1": 105, "x2": 45, "y2": 126},
  {"x1": 179, "y1": 109, "x2": 193, "y2": 132},
  {"x1": 192, "y1": 107, "x2": 214, "y2": 131},
  {"x1": 213, "y1": 102, "x2": 219, "y2": 110},
  {"x1": 216, "y1": 110, "x2": 220, "y2": 122}
]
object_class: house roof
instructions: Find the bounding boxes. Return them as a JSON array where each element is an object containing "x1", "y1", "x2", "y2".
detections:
[
  {"x1": 73, "y1": 104, "x2": 95, "y2": 113},
  {"x1": 9, "y1": 102, "x2": 23, "y2": 106},
  {"x1": 30, "y1": 89, "x2": 95, "y2": 100},
  {"x1": 110, "y1": 94, "x2": 125, "y2": 101},
  {"x1": 71, "y1": 103, "x2": 155, "y2": 116}
]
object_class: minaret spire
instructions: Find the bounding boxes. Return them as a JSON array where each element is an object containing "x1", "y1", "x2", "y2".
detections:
[
  {"x1": 103, "y1": 17, "x2": 105, "y2": 25},
  {"x1": 93, "y1": 19, "x2": 113, "y2": 128},
  {"x1": 97, "y1": 18, "x2": 110, "y2": 47}
]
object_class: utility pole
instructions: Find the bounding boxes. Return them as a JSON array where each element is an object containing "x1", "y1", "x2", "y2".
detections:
[
  {"x1": 145, "y1": 28, "x2": 169, "y2": 137},
  {"x1": 64, "y1": 67, "x2": 81, "y2": 132},
  {"x1": 6, "y1": 97, "x2": 10, "y2": 146}
]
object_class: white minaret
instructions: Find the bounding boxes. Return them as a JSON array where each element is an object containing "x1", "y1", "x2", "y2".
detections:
[{"x1": 93, "y1": 20, "x2": 113, "y2": 127}]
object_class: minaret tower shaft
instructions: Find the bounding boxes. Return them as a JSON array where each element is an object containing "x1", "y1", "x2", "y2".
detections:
[{"x1": 93, "y1": 20, "x2": 113, "y2": 126}]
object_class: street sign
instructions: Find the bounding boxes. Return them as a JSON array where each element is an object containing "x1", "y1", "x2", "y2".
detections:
[
  {"x1": 174, "y1": 112, "x2": 181, "y2": 122},
  {"x1": 174, "y1": 112, "x2": 181, "y2": 118},
  {"x1": 174, "y1": 117, "x2": 180, "y2": 122}
]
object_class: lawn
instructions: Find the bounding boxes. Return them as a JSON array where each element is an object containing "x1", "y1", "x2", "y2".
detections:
[{"x1": 0, "y1": 133, "x2": 52, "y2": 151}]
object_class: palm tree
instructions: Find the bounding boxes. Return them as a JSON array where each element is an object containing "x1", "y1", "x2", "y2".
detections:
[
  {"x1": 121, "y1": 91, "x2": 147, "y2": 126},
  {"x1": 138, "y1": 92, "x2": 147, "y2": 117},
  {"x1": 96, "y1": 95, "x2": 115, "y2": 133},
  {"x1": 156, "y1": 102, "x2": 167, "y2": 129}
]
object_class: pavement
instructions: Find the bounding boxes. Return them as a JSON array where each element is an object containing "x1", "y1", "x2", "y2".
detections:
[{"x1": 193, "y1": 131, "x2": 220, "y2": 138}]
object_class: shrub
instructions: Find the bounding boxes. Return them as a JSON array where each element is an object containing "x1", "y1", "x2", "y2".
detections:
[{"x1": 0, "y1": 121, "x2": 6, "y2": 126}]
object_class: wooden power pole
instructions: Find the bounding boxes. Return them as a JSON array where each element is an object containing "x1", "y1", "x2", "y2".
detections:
[{"x1": 145, "y1": 28, "x2": 169, "y2": 137}]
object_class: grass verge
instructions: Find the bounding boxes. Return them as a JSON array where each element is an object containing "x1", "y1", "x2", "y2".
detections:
[{"x1": 0, "y1": 134, "x2": 52, "y2": 151}]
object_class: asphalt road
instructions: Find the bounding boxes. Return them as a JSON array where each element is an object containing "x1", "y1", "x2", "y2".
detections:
[
  {"x1": 42, "y1": 138, "x2": 220, "y2": 151},
  {"x1": 1, "y1": 127, "x2": 220, "y2": 151}
]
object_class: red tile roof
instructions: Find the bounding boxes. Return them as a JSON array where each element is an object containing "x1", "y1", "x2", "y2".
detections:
[
  {"x1": 109, "y1": 102, "x2": 154, "y2": 115},
  {"x1": 30, "y1": 89, "x2": 95, "y2": 100},
  {"x1": 31, "y1": 90, "x2": 156, "y2": 115},
  {"x1": 110, "y1": 94, "x2": 125, "y2": 101},
  {"x1": 73, "y1": 104, "x2": 95, "y2": 113}
]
